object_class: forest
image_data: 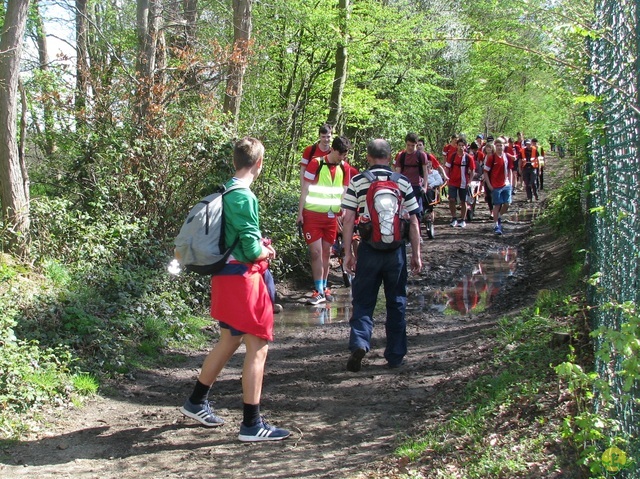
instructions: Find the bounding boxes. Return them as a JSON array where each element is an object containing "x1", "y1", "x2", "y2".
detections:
[{"x1": 2, "y1": 0, "x2": 622, "y2": 476}]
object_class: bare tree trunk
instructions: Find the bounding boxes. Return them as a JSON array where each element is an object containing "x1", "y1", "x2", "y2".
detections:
[
  {"x1": 135, "y1": 0, "x2": 163, "y2": 128},
  {"x1": 223, "y1": 0, "x2": 252, "y2": 127},
  {"x1": 328, "y1": 0, "x2": 349, "y2": 132},
  {"x1": 0, "y1": 0, "x2": 31, "y2": 257},
  {"x1": 76, "y1": 0, "x2": 89, "y2": 129},
  {"x1": 32, "y1": 0, "x2": 55, "y2": 154},
  {"x1": 183, "y1": 0, "x2": 198, "y2": 49}
]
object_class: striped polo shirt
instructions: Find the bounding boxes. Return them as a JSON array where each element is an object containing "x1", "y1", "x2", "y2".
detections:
[{"x1": 341, "y1": 165, "x2": 420, "y2": 217}]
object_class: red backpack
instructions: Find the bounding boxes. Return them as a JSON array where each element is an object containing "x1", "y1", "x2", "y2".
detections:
[{"x1": 358, "y1": 170, "x2": 409, "y2": 250}]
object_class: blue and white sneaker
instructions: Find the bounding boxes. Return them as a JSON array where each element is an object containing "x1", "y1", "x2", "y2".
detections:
[
  {"x1": 494, "y1": 224, "x2": 503, "y2": 236},
  {"x1": 238, "y1": 417, "x2": 291, "y2": 442},
  {"x1": 180, "y1": 399, "x2": 224, "y2": 427}
]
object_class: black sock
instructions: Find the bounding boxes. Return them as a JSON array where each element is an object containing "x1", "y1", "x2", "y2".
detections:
[
  {"x1": 189, "y1": 380, "x2": 211, "y2": 405},
  {"x1": 242, "y1": 403, "x2": 261, "y2": 427}
]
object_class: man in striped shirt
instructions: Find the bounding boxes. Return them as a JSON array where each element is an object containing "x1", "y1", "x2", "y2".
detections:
[{"x1": 340, "y1": 139, "x2": 422, "y2": 372}]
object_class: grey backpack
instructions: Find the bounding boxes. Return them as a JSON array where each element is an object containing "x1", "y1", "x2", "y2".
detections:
[{"x1": 174, "y1": 183, "x2": 246, "y2": 274}]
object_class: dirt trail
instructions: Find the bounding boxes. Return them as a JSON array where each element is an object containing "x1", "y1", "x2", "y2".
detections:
[{"x1": 0, "y1": 158, "x2": 572, "y2": 479}]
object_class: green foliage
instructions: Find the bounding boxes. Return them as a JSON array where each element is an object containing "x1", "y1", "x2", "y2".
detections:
[{"x1": 539, "y1": 177, "x2": 586, "y2": 237}]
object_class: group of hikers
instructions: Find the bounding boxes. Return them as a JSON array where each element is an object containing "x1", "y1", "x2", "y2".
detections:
[{"x1": 178, "y1": 125, "x2": 548, "y2": 443}]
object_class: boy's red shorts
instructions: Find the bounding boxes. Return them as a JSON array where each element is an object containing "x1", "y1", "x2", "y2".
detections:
[{"x1": 302, "y1": 209, "x2": 338, "y2": 245}]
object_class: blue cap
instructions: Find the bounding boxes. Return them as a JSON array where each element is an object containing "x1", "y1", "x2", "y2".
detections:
[{"x1": 476, "y1": 134, "x2": 483, "y2": 139}]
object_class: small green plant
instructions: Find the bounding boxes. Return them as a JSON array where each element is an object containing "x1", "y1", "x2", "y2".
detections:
[
  {"x1": 554, "y1": 299, "x2": 640, "y2": 476},
  {"x1": 72, "y1": 373, "x2": 99, "y2": 395}
]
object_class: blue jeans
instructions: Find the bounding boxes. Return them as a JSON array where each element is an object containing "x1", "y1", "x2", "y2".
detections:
[{"x1": 349, "y1": 241, "x2": 408, "y2": 366}]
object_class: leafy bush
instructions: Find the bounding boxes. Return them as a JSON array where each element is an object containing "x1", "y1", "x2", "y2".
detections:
[
  {"x1": 538, "y1": 178, "x2": 586, "y2": 238},
  {"x1": 255, "y1": 175, "x2": 310, "y2": 281}
]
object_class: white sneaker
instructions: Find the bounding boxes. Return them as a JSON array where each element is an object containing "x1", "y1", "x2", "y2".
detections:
[
  {"x1": 457, "y1": 220, "x2": 466, "y2": 228},
  {"x1": 449, "y1": 219, "x2": 458, "y2": 227}
]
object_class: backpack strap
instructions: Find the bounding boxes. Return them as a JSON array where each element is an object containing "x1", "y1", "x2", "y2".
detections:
[
  {"x1": 362, "y1": 169, "x2": 376, "y2": 183},
  {"x1": 309, "y1": 142, "x2": 318, "y2": 160},
  {"x1": 219, "y1": 183, "x2": 248, "y2": 250},
  {"x1": 315, "y1": 158, "x2": 345, "y2": 179}
]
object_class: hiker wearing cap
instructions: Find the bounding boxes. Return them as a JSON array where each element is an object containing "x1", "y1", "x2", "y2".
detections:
[
  {"x1": 519, "y1": 139, "x2": 539, "y2": 202},
  {"x1": 445, "y1": 136, "x2": 476, "y2": 228}
]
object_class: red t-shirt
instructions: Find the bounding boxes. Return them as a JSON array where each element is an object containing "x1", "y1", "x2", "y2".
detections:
[
  {"x1": 426, "y1": 152, "x2": 441, "y2": 169},
  {"x1": 442, "y1": 144, "x2": 456, "y2": 161},
  {"x1": 484, "y1": 153, "x2": 513, "y2": 188},
  {"x1": 445, "y1": 152, "x2": 475, "y2": 188},
  {"x1": 393, "y1": 150, "x2": 427, "y2": 186},
  {"x1": 300, "y1": 143, "x2": 331, "y2": 168}
]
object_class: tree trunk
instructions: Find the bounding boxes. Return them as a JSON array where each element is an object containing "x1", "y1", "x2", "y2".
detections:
[
  {"x1": 0, "y1": 0, "x2": 31, "y2": 258},
  {"x1": 135, "y1": 0, "x2": 163, "y2": 129},
  {"x1": 75, "y1": 0, "x2": 89, "y2": 129},
  {"x1": 32, "y1": 0, "x2": 55, "y2": 154},
  {"x1": 223, "y1": 0, "x2": 252, "y2": 127},
  {"x1": 183, "y1": 0, "x2": 198, "y2": 50},
  {"x1": 328, "y1": 0, "x2": 349, "y2": 132}
]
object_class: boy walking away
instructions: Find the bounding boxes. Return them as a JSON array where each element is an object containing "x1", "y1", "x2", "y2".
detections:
[
  {"x1": 180, "y1": 137, "x2": 290, "y2": 442},
  {"x1": 297, "y1": 136, "x2": 353, "y2": 305},
  {"x1": 483, "y1": 137, "x2": 515, "y2": 235}
]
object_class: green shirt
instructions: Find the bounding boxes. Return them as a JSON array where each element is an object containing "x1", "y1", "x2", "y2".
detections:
[{"x1": 223, "y1": 178, "x2": 263, "y2": 263}]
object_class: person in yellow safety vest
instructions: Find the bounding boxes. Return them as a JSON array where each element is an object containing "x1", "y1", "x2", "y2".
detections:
[{"x1": 297, "y1": 136, "x2": 354, "y2": 305}]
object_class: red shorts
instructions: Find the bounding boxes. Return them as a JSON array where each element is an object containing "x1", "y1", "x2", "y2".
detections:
[
  {"x1": 210, "y1": 260, "x2": 273, "y2": 341},
  {"x1": 302, "y1": 210, "x2": 338, "y2": 245}
]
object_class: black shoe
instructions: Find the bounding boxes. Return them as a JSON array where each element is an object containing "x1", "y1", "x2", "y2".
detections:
[
  {"x1": 346, "y1": 348, "x2": 366, "y2": 372},
  {"x1": 387, "y1": 360, "x2": 406, "y2": 369}
]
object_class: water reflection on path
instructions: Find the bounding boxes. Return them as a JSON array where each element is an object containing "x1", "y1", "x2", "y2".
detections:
[
  {"x1": 275, "y1": 247, "x2": 518, "y2": 328},
  {"x1": 413, "y1": 246, "x2": 517, "y2": 316}
]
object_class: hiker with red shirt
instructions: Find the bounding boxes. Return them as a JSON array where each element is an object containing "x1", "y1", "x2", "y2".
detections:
[
  {"x1": 394, "y1": 132, "x2": 429, "y2": 220},
  {"x1": 299, "y1": 123, "x2": 332, "y2": 185},
  {"x1": 483, "y1": 137, "x2": 515, "y2": 235},
  {"x1": 504, "y1": 137, "x2": 520, "y2": 195},
  {"x1": 445, "y1": 137, "x2": 476, "y2": 228},
  {"x1": 442, "y1": 134, "x2": 458, "y2": 164},
  {"x1": 298, "y1": 136, "x2": 353, "y2": 305}
]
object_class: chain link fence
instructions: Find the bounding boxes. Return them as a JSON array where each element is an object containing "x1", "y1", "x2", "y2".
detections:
[{"x1": 588, "y1": 0, "x2": 639, "y2": 474}]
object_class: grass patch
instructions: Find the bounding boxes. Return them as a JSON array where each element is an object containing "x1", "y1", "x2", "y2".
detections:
[{"x1": 389, "y1": 288, "x2": 583, "y2": 478}]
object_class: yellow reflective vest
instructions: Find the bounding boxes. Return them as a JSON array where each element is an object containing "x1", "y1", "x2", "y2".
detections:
[{"x1": 305, "y1": 160, "x2": 345, "y2": 213}]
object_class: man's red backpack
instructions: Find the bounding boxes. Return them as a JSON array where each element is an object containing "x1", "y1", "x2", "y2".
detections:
[{"x1": 358, "y1": 170, "x2": 409, "y2": 250}]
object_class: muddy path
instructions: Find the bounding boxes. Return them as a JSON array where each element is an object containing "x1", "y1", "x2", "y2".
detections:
[{"x1": 1, "y1": 159, "x2": 571, "y2": 479}]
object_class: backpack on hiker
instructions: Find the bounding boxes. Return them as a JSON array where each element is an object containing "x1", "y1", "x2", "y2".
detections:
[
  {"x1": 399, "y1": 150, "x2": 426, "y2": 179},
  {"x1": 174, "y1": 184, "x2": 246, "y2": 275},
  {"x1": 357, "y1": 170, "x2": 409, "y2": 250}
]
